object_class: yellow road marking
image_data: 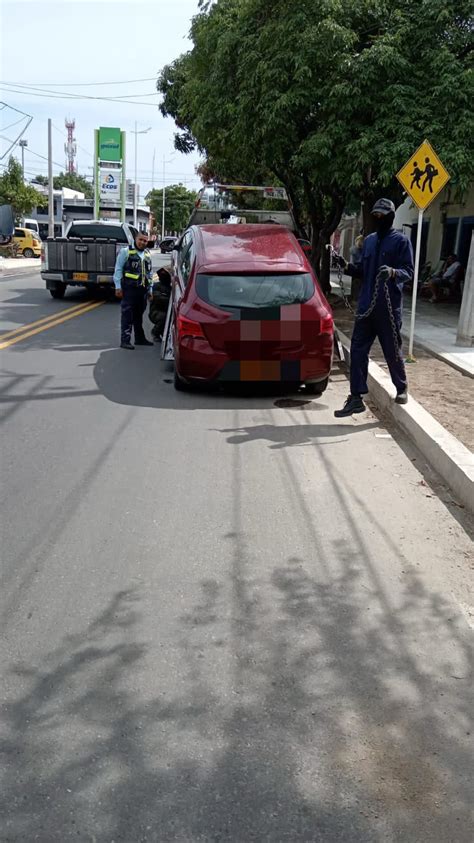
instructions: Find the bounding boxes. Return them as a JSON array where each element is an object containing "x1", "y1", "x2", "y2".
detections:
[
  {"x1": 0, "y1": 300, "x2": 96, "y2": 342},
  {"x1": 0, "y1": 301, "x2": 104, "y2": 350}
]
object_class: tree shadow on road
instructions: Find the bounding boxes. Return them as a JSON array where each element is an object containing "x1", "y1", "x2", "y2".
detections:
[{"x1": 1, "y1": 457, "x2": 472, "y2": 841}]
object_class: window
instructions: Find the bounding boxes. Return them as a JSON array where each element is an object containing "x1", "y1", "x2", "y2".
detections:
[
  {"x1": 14, "y1": 228, "x2": 25, "y2": 238},
  {"x1": 196, "y1": 273, "x2": 314, "y2": 309},
  {"x1": 178, "y1": 233, "x2": 194, "y2": 285},
  {"x1": 67, "y1": 223, "x2": 128, "y2": 242}
]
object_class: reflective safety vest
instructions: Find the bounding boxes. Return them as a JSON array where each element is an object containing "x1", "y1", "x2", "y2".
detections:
[{"x1": 123, "y1": 248, "x2": 152, "y2": 286}]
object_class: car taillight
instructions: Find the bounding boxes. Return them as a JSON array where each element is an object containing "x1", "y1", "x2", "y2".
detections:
[
  {"x1": 320, "y1": 313, "x2": 333, "y2": 333},
  {"x1": 177, "y1": 314, "x2": 205, "y2": 340}
]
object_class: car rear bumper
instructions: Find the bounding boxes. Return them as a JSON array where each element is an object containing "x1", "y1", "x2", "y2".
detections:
[{"x1": 176, "y1": 336, "x2": 333, "y2": 384}]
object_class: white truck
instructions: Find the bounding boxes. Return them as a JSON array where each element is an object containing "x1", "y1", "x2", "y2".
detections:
[{"x1": 41, "y1": 219, "x2": 138, "y2": 299}]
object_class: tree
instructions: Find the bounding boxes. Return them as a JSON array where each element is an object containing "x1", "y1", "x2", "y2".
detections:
[
  {"x1": 145, "y1": 184, "x2": 198, "y2": 234},
  {"x1": 53, "y1": 172, "x2": 94, "y2": 199},
  {"x1": 32, "y1": 175, "x2": 49, "y2": 187},
  {"x1": 158, "y1": 0, "x2": 474, "y2": 292},
  {"x1": 0, "y1": 157, "x2": 45, "y2": 221}
]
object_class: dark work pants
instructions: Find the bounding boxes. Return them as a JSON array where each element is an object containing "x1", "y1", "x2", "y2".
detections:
[
  {"x1": 350, "y1": 308, "x2": 407, "y2": 395},
  {"x1": 121, "y1": 284, "x2": 148, "y2": 344}
]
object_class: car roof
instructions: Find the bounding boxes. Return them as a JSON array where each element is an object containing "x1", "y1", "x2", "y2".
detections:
[{"x1": 193, "y1": 224, "x2": 307, "y2": 274}]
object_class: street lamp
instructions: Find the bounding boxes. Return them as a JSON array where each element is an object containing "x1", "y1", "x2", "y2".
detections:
[
  {"x1": 131, "y1": 123, "x2": 151, "y2": 228},
  {"x1": 19, "y1": 139, "x2": 28, "y2": 179},
  {"x1": 162, "y1": 154, "x2": 175, "y2": 238}
]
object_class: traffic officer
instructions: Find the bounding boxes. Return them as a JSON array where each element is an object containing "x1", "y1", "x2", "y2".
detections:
[
  {"x1": 114, "y1": 231, "x2": 154, "y2": 349},
  {"x1": 334, "y1": 198, "x2": 414, "y2": 417}
]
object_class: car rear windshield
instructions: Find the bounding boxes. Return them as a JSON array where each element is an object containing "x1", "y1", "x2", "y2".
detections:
[
  {"x1": 67, "y1": 224, "x2": 128, "y2": 242},
  {"x1": 196, "y1": 273, "x2": 314, "y2": 309}
]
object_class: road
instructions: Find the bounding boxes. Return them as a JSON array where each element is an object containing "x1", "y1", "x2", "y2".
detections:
[{"x1": 1, "y1": 266, "x2": 473, "y2": 842}]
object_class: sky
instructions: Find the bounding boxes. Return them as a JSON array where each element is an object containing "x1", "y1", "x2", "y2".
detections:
[{"x1": 0, "y1": 0, "x2": 202, "y2": 199}]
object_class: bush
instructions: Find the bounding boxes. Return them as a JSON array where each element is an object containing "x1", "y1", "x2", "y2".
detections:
[{"x1": 0, "y1": 241, "x2": 20, "y2": 258}]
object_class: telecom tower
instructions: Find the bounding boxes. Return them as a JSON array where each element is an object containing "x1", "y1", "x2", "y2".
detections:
[{"x1": 64, "y1": 118, "x2": 77, "y2": 173}]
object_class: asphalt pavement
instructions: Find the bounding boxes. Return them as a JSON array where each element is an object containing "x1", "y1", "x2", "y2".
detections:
[{"x1": 1, "y1": 268, "x2": 473, "y2": 842}]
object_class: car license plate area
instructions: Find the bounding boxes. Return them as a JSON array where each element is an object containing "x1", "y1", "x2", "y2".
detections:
[{"x1": 73, "y1": 272, "x2": 89, "y2": 281}]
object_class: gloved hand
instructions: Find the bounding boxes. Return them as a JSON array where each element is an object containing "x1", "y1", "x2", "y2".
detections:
[
  {"x1": 333, "y1": 254, "x2": 347, "y2": 269},
  {"x1": 377, "y1": 265, "x2": 395, "y2": 282}
]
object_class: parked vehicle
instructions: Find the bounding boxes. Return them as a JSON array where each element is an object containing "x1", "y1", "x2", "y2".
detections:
[
  {"x1": 23, "y1": 218, "x2": 40, "y2": 237},
  {"x1": 13, "y1": 227, "x2": 42, "y2": 258},
  {"x1": 160, "y1": 236, "x2": 178, "y2": 254},
  {"x1": 41, "y1": 220, "x2": 139, "y2": 299},
  {"x1": 170, "y1": 224, "x2": 334, "y2": 392}
]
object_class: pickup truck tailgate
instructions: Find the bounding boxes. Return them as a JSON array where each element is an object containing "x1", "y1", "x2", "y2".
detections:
[{"x1": 46, "y1": 238, "x2": 119, "y2": 275}]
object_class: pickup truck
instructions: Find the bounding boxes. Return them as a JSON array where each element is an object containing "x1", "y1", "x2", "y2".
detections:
[{"x1": 41, "y1": 220, "x2": 139, "y2": 299}]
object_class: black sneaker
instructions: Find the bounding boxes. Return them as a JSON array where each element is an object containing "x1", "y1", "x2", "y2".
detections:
[
  {"x1": 395, "y1": 391, "x2": 408, "y2": 404},
  {"x1": 334, "y1": 394, "x2": 366, "y2": 417},
  {"x1": 135, "y1": 338, "x2": 153, "y2": 346},
  {"x1": 120, "y1": 342, "x2": 135, "y2": 350}
]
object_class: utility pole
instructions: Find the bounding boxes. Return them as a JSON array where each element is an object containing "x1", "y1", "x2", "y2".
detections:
[
  {"x1": 132, "y1": 123, "x2": 151, "y2": 229},
  {"x1": 19, "y1": 139, "x2": 27, "y2": 180},
  {"x1": 134, "y1": 121, "x2": 138, "y2": 228},
  {"x1": 48, "y1": 119, "x2": 54, "y2": 238},
  {"x1": 152, "y1": 148, "x2": 155, "y2": 190},
  {"x1": 162, "y1": 154, "x2": 166, "y2": 238}
]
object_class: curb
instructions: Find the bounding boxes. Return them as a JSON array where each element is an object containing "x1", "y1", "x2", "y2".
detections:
[
  {"x1": 336, "y1": 327, "x2": 474, "y2": 515},
  {"x1": 400, "y1": 330, "x2": 474, "y2": 379}
]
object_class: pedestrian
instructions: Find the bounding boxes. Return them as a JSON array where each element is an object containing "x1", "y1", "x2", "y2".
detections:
[
  {"x1": 334, "y1": 198, "x2": 414, "y2": 417},
  {"x1": 426, "y1": 253, "x2": 462, "y2": 303},
  {"x1": 114, "y1": 232, "x2": 154, "y2": 349},
  {"x1": 149, "y1": 266, "x2": 172, "y2": 341}
]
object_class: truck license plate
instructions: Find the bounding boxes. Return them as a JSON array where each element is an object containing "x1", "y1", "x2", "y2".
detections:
[{"x1": 73, "y1": 272, "x2": 89, "y2": 281}]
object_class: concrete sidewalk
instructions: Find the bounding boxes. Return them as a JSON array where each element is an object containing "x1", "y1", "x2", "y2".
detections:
[
  {"x1": 402, "y1": 299, "x2": 474, "y2": 377},
  {"x1": 0, "y1": 256, "x2": 41, "y2": 276},
  {"x1": 330, "y1": 273, "x2": 474, "y2": 378}
]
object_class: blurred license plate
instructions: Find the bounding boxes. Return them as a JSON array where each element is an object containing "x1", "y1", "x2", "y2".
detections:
[{"x1": 73, "y1": 272, "x2": 88, "y2": 281}]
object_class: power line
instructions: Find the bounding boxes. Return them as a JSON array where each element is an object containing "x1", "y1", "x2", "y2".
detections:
[
  {"x1": 0, "y1": 115, "x2": 29, "y2": 132},
  {"x1": 0, "y1": 135, "x2": 64, "y2": 169},
  {"x1": 0, "y1": 83, "x2": 159, "y2": 107},
  {"x1": 3, "y1": 77, "x2": 157, "y2": 88}
]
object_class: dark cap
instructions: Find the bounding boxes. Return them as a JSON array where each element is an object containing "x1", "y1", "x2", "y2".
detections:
[{"x1": 371, "y1": 198, "x2": 395, "y2": 215}]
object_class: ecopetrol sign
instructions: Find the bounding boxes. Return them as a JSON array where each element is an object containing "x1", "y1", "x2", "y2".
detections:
[
  {"x1": 98, "y1": 127, "x2": 122, "y2": 162},
  {"x1": 100, "y1": 170, "x2": 121, "y2": 200}
]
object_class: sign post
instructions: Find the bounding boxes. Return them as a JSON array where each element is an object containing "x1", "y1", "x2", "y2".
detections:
[
  {"x1": 396, "y1": 139, "x2": 450, "y2": 360},
  {"x1": 94, "y1": 127, "x2": 125, "y2": 222}
]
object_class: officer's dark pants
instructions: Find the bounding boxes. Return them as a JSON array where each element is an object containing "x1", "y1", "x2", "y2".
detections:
[
  {"x1": 121, "y1": 283, "x2": 147, "y2": 344},
  {"x1": 350, "y1": 307, "x2": 407, "y2": 396}
]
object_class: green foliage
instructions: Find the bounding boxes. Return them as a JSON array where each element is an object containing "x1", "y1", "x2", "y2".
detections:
[
  {"x1": 53, "y1": 172, "x2": 94, "y2": 199},
  {"x1": 158, "y1": 0, "x2": 474, "y2": 289},
  {"x1": 0, "y1": 158, "x2": 45, "y2": 221},
  {"x1": 145, "y1": 184, "x2": 198, "y2": 233}
]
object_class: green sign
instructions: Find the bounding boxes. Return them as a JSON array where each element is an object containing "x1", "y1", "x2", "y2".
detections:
[{"x1": 98, "y1": 127, "x2": 122, "y2": 162}]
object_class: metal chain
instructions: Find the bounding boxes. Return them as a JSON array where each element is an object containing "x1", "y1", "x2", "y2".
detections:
[{"x1": 328, "y1": 245, "x2": 403, "y2": 362}]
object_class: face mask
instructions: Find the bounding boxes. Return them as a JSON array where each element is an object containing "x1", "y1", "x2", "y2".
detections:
[{"x1": 373, "y1": 212, "x2": 394, "y2": 236}]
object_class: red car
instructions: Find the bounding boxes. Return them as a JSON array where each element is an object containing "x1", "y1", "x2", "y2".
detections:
[{"x1": 171, "y1": 224, "x2": 334, "y2": 392}]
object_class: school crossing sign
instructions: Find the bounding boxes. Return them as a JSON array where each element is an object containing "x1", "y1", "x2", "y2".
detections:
[{"x1": 396, "y1": 139, "x2": 450, "y2": 210}]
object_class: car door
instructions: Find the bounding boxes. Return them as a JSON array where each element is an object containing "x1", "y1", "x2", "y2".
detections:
[{"x1": 171, "y1": 231, "x2": 195, "y2": 345}]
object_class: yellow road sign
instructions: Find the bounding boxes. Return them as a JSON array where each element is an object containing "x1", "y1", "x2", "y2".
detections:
[{"x1": 396, "y1": 140, "x2": 450, "y2": 210}]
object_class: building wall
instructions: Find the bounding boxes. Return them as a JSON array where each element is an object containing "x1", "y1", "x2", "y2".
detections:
[{"x1": 394, "y1": 185, "x2": 474, "y2": 271}]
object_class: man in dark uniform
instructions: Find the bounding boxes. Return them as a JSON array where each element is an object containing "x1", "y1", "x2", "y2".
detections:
[
  {"x1": 334, "y1": 198, "x2": 414, "y2": 417},
  {"x1": 114, "y1": 231, "x2": 154, "y2": 349}
]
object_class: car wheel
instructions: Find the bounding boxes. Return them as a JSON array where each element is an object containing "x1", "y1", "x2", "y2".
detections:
[
  {"x1": 23, "y1": 248, "x2": 34, "y2": 258},
  {"x1": 173, "y1": 366, "x2": 191, "y2": 392},
  {"x1": 305, "y1": 378, "x2": 329, "y2": 396},
  {"x1": 50, "y1": 283, "x2": 66, "y2": 299}
]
